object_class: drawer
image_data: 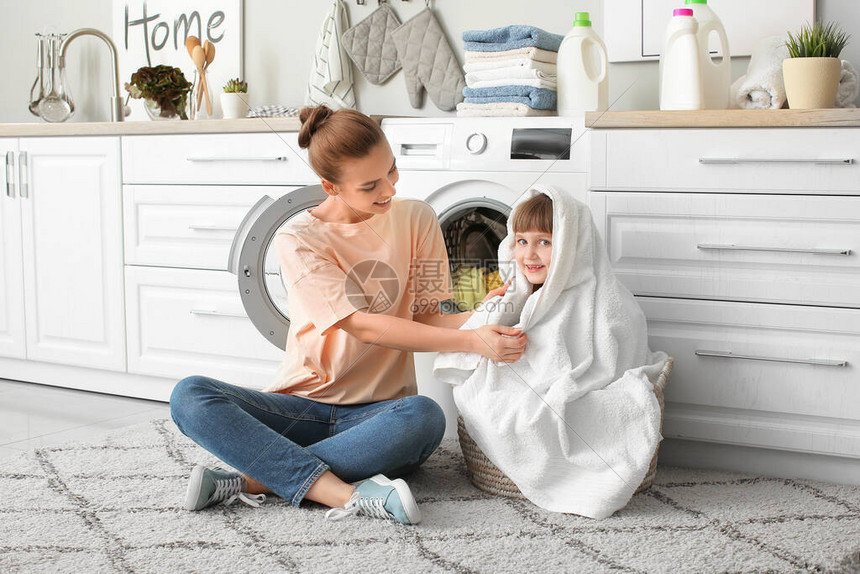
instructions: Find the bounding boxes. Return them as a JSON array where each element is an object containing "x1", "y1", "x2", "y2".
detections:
[
  {"x1": 124, "y1": 266, "x2": 283, "y2": 388},
  {"x1": 596, "y1": 128, "x2": 860, "y2": 193},
  {"x1": 123, "y1": 185, "x2": 300, "y2": 270},
  {"x1": 592, "y1": 192, "x2": 860, "y2": 309},
  {"x1": 121, "y1": 133, "x2": 318, "y2": 184},
  {"x1": 640, "y1": 297, "x2": 860, "y2": 422}
]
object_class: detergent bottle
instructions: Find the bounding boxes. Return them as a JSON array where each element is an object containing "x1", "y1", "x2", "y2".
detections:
[
  {"x1": 659, "y1": 8, "x2": 704, "y2": 111},
  {"x1": 686, "y1": 0, "x2": 731, "y2": 109},
  {"x1": 557, "y1": 11, "x2": 608, "y2": 115}
]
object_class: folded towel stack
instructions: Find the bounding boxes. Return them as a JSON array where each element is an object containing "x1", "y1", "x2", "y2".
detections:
[{"x1": 458, "y1": 26, "x2": 564, "y2": 117}]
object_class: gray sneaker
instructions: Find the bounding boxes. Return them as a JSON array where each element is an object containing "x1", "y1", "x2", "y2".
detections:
[
  {"x1": 324, "y1": 474, "x2": 421, "y2": 524},
  {"x1": 183, "y1": 465, "x2": 266, "y2": 511}
]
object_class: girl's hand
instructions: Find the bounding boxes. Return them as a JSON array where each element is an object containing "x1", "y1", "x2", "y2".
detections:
[
  {"x1": 471, "y1": 324, "x2": 527, "y2": 363},
  {"x1": 481, "y1": 278, "x2": 513, "y2": 305}
]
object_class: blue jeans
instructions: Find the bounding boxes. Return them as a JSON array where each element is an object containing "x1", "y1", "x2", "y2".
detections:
[{"x1": 169, "y1": 376, "x2": 446, "y2": 506}]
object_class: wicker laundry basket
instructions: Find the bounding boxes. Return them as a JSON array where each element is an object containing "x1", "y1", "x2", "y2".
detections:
[{"x1": 457, "y1": 357, "x2": 674, "y2": 499}]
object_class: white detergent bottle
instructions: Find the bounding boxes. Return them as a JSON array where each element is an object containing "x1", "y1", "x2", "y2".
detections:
[
  {"x1": 557, "y1": 11, "x2": 608, "y2": 115},
  {"x1": 659, "y1": 8, "x2": 704, "y2": 111},
  {"x1": 686, "y1": 0, "x2": 731, "y2": 109}
]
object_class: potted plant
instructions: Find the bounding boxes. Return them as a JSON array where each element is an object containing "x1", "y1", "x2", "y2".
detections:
[
  {"x1": 125, "y1": 65, "x2": 192, "y2": 120},
  {"x1": 783, "y1": 22, "x2": 850, "y2": 109},
  {"x1": 221, "y1": 78, "x2": 249, "y2": 119}
]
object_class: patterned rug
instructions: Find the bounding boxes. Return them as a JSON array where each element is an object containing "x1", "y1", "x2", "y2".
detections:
[{"x1": 1, "y1": 419, "x2": 858, "y2": 574}]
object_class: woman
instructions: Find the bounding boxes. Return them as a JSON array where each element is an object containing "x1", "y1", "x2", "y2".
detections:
[{"x1": 170, "y1": 105, "x2": 527, "y2": 525}]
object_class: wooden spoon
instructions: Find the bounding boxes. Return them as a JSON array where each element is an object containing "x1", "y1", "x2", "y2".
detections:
[
  {"x1": 202, "y1": 41, "x2": 215, "y2": 115},
  {"x1": 191, "y1": 45, "x2": 206, "y2": 113},
  {"x1": 185, "y1": 35, "x2": 201, "y2": 59}
]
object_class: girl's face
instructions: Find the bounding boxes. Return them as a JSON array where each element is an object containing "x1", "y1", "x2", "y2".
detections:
[
  {"x1": 324, "y1": 142, "x2": 399, "y2": 221},
  {"x1": 513, "y1": 230, "x2": 552, "y2": 286}
]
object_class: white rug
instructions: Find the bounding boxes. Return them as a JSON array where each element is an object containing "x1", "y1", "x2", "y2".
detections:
[{"x1": 1, "y1": 419, "x2": 858, "y2": 574}]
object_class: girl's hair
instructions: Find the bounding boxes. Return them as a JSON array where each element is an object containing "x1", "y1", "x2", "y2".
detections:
[
  {"x1": 511, "y1": 193, "x2": 553, "y2": 234},
  {"x1": 297, "y1": 105, "x2": 386, "y2": 183}
]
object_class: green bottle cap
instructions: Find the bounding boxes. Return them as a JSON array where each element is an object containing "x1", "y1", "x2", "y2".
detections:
[
  {"x1": 574, "y1": 12, "x2": 591, "y2": 27},
  {"x1": 685, "y1": 0, "x2": 708, "y2": 4}
]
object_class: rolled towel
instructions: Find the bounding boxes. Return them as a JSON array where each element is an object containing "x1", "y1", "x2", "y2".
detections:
[
  {"x1": 464, "y1": 47, "x2": 558, "y2": 66},
  {"x1": 456, "y1": 102, "x2": 555, "y2": 117},
  {"x1": 463, "y1": 25, "x2": 564, "y2": 53},
  {"x1": 732, "y1": 36, "x2": 788, "y2": 110},
  {"x1": 463, "y1": 85, "x2": 557, "y2": 110},
  {"x1": 466, "y1": 66, "x2": 557, "y2": 90},
  {"x1": 837, "y1": 60, "x2": 859, "y2": 108}
]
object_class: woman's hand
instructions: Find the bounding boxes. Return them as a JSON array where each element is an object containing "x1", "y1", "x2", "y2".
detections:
[
  {"x1": 471, "y1": 324, "x2": 527, "y2": 363},
  {"x1": 481, "y1": 278, "x2": 512, "y2": 305}
]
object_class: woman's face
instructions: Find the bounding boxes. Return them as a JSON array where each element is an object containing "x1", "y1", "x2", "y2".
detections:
[
  {"x1": 513, "y1": 230, "x2": 552, "y2": 286},
  {"x1": 326, "y1": 142, "x2": 399, "y2": 221}
]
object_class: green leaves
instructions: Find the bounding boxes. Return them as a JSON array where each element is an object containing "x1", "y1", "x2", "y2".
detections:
[
  {"x1": 223, "y1": 78, "x2": 248, "y2": 93},
  {"x1": 124, "y1": 65, "x2": 193, "y2": 120},
  {"x1": 786, "y1": 22, "x2": 850, "y2": 58}
]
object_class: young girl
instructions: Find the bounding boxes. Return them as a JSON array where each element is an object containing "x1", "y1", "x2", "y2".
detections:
[
  {"x1": 511, "y1": 193, "x2": 553, "y2": 292},
  {"x1": 169, "y1": 105, "x2": 527, "y2": 525}
]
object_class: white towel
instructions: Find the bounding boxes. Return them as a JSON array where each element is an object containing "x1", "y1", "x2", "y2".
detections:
[
  {"x1": 464, "y1": 47, "x2": 558, "y2": 66},
  {"x1": 306, "y1": 0, "x2": 355, "y2": 110},
  {"x1": 466, "y1": 66, "x2": 557, "y2": 90},
  {"x1": 455, "y1": 102, "x2": 555, "y2": 117},
  {"x1": 434, "y1": 185, "x2": 667, "y2": 519},
  {"x1": 837, "y1": 60, "x2": 859, "y2": 108},
  {"x1": 464, "y1": 57, "x2": 558, "y2": 75},
  {"x1": 730, "y1": 36, "x2": 788, "y2": 110}
]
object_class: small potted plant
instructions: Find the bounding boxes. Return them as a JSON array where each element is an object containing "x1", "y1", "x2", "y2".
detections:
[
  {"x1": 125, "y1": 65, "x2": 192, "y2": 120},
  {"x1": 221, "y1": 78, "x2": 249, "y2": 119},
  {"x1": 783, "y1": 22, "x2": 850, "y2": 109}
]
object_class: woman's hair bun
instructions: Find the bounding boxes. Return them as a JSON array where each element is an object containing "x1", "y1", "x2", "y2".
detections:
[{"x1": 298, "y1": 105, "x2": 334, "y2": 149}]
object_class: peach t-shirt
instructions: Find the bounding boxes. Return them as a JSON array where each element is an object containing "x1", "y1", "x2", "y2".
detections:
[{"x1": 265, "y1": 198, "x2": 452, "y2": 404}]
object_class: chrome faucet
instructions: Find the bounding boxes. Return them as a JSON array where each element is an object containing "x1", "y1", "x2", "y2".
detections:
[{"x1": 59, "y1": 28, "x2": 125, "y2": 122}]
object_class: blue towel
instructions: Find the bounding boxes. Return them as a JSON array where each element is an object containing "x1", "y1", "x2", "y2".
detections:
[
  {"x1": 463, "y1": 25, "x2": 564, "y2": 53},
  {"x1": 463, "y1": 86, "x2": 557, "y2": 110}
]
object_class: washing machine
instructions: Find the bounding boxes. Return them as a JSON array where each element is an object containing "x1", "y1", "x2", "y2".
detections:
[{"x1": 229, "y1": 116, "x2": 589, "y2": 438}]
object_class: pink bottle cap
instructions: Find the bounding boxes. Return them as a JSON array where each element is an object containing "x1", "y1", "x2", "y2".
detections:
[{"x1": 674, "y1": 8, "x2": 694, "y2": 16}]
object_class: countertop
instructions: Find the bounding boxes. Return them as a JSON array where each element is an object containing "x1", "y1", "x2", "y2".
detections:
[
  {"x1": 585, "y1": 109, "x2": 860, "y2": 128},
  {"x1": 0, "y1": 117, "x2": 303, "y2": 137}
]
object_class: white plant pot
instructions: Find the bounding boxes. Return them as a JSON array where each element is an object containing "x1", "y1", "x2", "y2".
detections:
[
  {"x1": 782, "y1": 57, "x2": 841, "y2": 109},
  {"x1": 220, "y1": 92, "x2": 250, "y2": 119}
]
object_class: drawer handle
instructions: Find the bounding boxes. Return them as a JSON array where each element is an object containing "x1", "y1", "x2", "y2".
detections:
[
  {"x1": 18, "y1": 152, "x2": 28, "y2": 198},
  {"x1": 699, "y1": 157, "x2": 854, "y2": 165},
  {"x1": 695, "y1": 349, "x2": 847, "y2": 368},
  {"x1": 186, "y1": 156, "x2": 288, "y2": 163},
  {"x1": 5, "y1": 151, "x2": 15, "y2": 198},
  {"x1": 188, "y1": 224, "x2": 239, "y2": 232},
  {"x1": 697, "y1": 243, "x2": 852, "y2": 256},
  {"x1": 189, "y1": 308, "x2": 248, "y2": 319}
]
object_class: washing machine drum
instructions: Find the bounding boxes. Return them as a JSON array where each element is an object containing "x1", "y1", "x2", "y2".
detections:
[{"x1": 228, "y1": 185, "x2": 328, "y2": 350}]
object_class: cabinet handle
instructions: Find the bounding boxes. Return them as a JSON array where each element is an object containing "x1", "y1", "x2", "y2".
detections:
[
  {"x1": 189, "y1": 308, "x2": 248, "y2": 319},
  {"x1": 697, "y1": 243, "x2": 852, "y2": 256},
  {"x1": 188, "y1": 224, "x2": 238, "y2": 232},
  {"x1": 186, "y1": 156, "x2": 288, "y2": 163},
  {"x1": 699, "y1": 157, "x2": 854, "y2": 165},
  {"x1": 4, "y1": 151, "x2": 14, "y2": 198},
  {"x1": 18, "y1": 152, "x2": 28, "y2": 198},
  {"x1": 695, "y1": 349, "x2": 847, "y2": 367}
]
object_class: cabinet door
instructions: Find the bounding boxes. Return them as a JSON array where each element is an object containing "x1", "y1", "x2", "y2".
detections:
[
  {"x1": 0, "y1": 139, "x2": 25, "y2": 359},
  {"x1": 19, "y1": 137, "x2": 125, "y2": 371}
]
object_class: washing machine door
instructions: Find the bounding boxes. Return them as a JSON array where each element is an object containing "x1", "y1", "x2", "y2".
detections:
[{"x1": 228, "y1": 185, "x2": 328, "y2": 350}]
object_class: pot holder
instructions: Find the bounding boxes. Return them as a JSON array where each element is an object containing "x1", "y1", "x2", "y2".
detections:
[
  {"x1": 392, "y1": 8, "x2": 465, "y2": 111},
  {"x1": 342, "y1": 3, "x2": 402, "y2": 85}
]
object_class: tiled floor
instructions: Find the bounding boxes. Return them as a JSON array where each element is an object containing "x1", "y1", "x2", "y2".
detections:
[{"x1": 0, "y1": 378, "x2": 170, "y2": 459}]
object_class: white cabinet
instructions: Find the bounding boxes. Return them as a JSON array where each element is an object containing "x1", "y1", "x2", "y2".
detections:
[
  {"x1": 0, "y1": 139, "x2": 25, "y2": 359},
  {"x1": 121, "y1": 133, "x2": 317, "y2": 388},
  {"x1": 591, "y1": 127, "x2": 860, "y2": 463},
  {"x1": 0, "y1": 137, "x2": 125, "y2": 371}
]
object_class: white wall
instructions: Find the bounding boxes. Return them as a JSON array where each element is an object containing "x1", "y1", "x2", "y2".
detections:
[{"x1": 1, "y1": 0, "x2": 856, "y2": 123}]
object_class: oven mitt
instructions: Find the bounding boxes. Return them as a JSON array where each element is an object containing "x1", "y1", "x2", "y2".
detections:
[
  {"x1": 341, "y1": 4, "x2": 402, "y2": 85},
  {"x1": 392, "y1": 8, "x2": 465, "y2": 111}
]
